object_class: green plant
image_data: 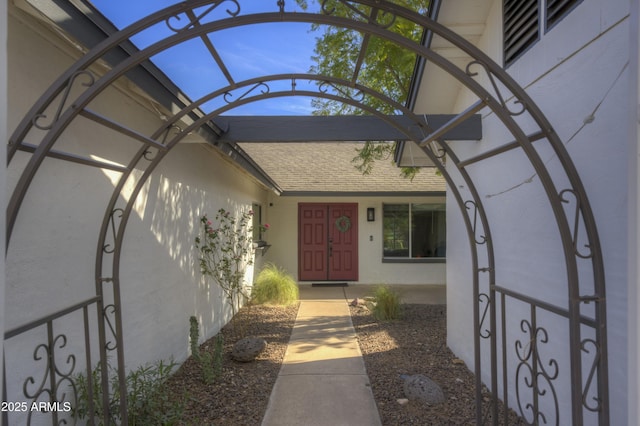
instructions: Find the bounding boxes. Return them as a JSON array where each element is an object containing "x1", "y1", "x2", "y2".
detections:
[
  {"x1": 195, "y1": 208, "x2": 261, "y2": 336},
  {"x1": 189, "y1": 316, "x2": 225, "y2": 384},
  {"x1": 372, "y1": 285, "x2": 402, "y2": 321},
  {"x1": 201, "y1": 334, "x2": 224, "y2": 384},
  {"x1": 74, "y1": 359, "x2": 184, "y2": 425},
  {"x1": 189, "y1": 316, "x2": 200, "y2": 361},
  {"x1": 251, "y1": 263, "x2": 299, "y2": 305}
]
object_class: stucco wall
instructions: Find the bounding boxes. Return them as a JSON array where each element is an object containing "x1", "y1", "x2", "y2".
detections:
[
  {"x1": 263, "y1": 194, "x2": 446, "y2": 286},
  {"x1": 4, "y1": 7, "x2": 268, "y2": 424},
  {"x1": 628, "y1": 0, "x2": 640, "y2": 422},
  {"x1": 442, "y1": 0, "x2": 630, "y2": 424}
]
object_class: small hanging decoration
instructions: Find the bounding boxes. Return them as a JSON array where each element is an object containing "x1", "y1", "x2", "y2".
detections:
[{"x1": 335, "y1": 215, "x2": 351, "y2": 233}]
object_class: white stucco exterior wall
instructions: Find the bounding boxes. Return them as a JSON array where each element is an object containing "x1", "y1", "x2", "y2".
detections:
[
  {"x1": 442, "y1": 0, "x2": 630, "y2": 424},
  {"x1": 629, "y1": 0, "x2": 639, "y2": 422},
  {"x1": 4, "y1": 6, "x2": 268, "y2": 424},
  {"x1": 264, "y1": 194, "x2": 446, "y2": 286}
]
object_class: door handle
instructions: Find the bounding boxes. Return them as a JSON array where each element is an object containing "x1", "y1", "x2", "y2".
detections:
[{"x1": 328, "y1": 237, "x2": 333, "y2": 257}]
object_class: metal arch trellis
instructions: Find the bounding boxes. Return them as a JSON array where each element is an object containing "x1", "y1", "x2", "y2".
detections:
[{"x1": 4, "y1": 1, "x2": 608, "y2": 425}]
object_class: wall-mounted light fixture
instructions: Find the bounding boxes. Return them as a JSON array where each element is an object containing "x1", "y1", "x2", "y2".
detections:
[{"x1": 367, "y1": 207, "x2": 375, "y2": 222}]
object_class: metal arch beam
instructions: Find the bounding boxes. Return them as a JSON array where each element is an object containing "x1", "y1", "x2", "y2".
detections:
[
  {"x1": 6, "y1": 8, "x2": 531, "y2": 243},
  {"x1": 4, "y1": 15, "x2": 510, "y2": 403},
  {"x1": 351, "y1": 4, "x2": 607, "y2": 422},
  {"x1": 5, "y1": 2, "x2": 608, "y2": 424},
  {"x1": 97, "y1": 94, "x2": 490, "y2": 423}
]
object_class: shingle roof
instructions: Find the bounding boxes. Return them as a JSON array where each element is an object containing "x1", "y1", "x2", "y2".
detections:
[{"x1": 238, "y1": 142, "x2": 446, "y2": 194}]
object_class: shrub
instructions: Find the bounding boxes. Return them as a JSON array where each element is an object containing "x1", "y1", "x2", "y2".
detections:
[
  {"x1": 195, "y1": 209, "x2": 256, "y2": 337},
  {"x1": 251, "y1": 263, "x2": 299, "y2": 305},
  {"x1": 372, "y1": 285, "x2": 402, "y2": 320},
  {"x1": 189, "y1": 316, "x2": 224, "y2": 384},
  {"x1": 74, "y1": 359, "x2": 184, "y2": 425}
]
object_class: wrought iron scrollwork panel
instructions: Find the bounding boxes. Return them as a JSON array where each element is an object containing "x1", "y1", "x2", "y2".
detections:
[
  {"x1": 32, "y1": 70, "x2": 95, "y2": 131},
  {"x1": 321, "y1": 0, "x2": 396, "y2": 28},
  {"x1": 478, "y1": 293, "x2": 491, "y2": 339},
  {"x1": 318, "y1": 81, "x2": 365, "y2": 102},
  {"x1": 465, "y1": 200, "x2": 487, "y2": 245},
  {"x1": 103, "y1": 304, "x2": 119, "y2": 352},
  {"x1": 466, "y1": 60, "x2": 526, "y2": 116},
  {"x1": 559, "y1": 189, "x2": 593, "y2": 259},
  {"x1": 223, "y1": 82, "x2": 270, "y2": 104},
  {"x1": 515, "y1": 318, "x2": 560, "y2": 426},
  {"x1": 143, "y1": 147, "x2": 160, "y2": 161},
  {"x1": 166, "y1": 0, "x2": 241, "y2": 32},
  {"x1": 23, "y1": 334, "x2": 77, "y2": 425},
  {"x1": 103, "y1": 208, "x2": 124, "y2": 254},
  {"x1": 580, "y1": 338, "x2": 602, "y2": 412},
  {"x1": 428, "y1": 139, "x2": 447, "y2": 162}
]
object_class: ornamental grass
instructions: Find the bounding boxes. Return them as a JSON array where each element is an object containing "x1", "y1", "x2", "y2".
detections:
[{"x1": 251, "y1": 263, "x2": 299, "y2": 306}]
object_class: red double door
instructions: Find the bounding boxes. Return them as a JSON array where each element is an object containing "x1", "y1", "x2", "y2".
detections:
[{"x1": 298, "y1": 203, "x2": 358, "y2": 281}]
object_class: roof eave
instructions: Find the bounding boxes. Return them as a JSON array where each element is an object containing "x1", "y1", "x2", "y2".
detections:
[
  {"x1": 20, "y1": 0, "x2": 283, "y2": 193},
  {"x1": 395, "y1": 0, "x2": 443, "y2": 165}
]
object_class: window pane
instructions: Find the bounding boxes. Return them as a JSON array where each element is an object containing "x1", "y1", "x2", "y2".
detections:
[
  {"x1": 383, "y1": 204, "x2": 409, "y2": 257},
  {"x1": 252, "y1": 203, "x2": 262, "y2": 241},
  {"x1": 411, "y1": 203, "x2": 446, "y2": 258}
]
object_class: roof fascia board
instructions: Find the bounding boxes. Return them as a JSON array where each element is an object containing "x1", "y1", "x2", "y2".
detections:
[
  {"x1": 406, "y1": 0, "x2": 442, "y2": 111},
  {"x1": 214, "y1": 114, "x2": 481, "y2": 143},
  {"x1": 21, "y1": 0, "x2": 284, "y2": 190},
  {"x1": 23, "y1": 0, "x2": 221, "y2": 137},
  {"x1": 280, "y1": 191, "x2": 446, "y2": 197},
  {"x1": 398, "y1": 0, "x2": 443, "y2": 164}
]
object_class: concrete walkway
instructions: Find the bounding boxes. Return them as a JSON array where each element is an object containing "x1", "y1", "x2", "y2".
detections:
[{"x1": 261, "y1": 284, "x2": 445, "y2": 426}]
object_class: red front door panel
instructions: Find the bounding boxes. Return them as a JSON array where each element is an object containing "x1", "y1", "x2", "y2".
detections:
[{"x1": 298, "y1": 203, "x2": 358, "y2": 281}]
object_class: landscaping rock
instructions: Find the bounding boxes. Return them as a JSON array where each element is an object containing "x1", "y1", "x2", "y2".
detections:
[
  {"x1": 402, "y1": 374, "x2": 445, "y2": 405},
  {"x1": 231, "y1": 336, "x2": 267, "y2": 362}
]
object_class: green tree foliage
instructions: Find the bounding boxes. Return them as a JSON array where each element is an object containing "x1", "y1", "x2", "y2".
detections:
[{"x1": 298, "y1": 0, "x2": 429, "y2": 178}]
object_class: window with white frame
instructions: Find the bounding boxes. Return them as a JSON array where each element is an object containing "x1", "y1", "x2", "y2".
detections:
[
  {"x1": 383, "y1": 203, "x2": 446, "y2": 259},
  {"x1": 252, "y1": 203, "x2": 264, "y2": 241},
  {"x1": 503, "y1": 0, "x2": 583, "y2": 67}
]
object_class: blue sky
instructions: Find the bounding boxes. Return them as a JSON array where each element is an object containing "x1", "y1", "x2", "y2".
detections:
[{"x1": 90, "y1": 1, "x2": 322, "y2": 115}]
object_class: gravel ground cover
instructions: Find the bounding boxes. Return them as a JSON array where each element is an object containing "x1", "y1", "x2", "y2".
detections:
[
  {"x1": 350, "y1": 303, "x2": 524, "y2": 425},
  {"x1": 164, "y1": 304, "x2": 299, "y2": 425},
  {"x1": 164, "y1": 302, "x2": 523, "y2": 425}
]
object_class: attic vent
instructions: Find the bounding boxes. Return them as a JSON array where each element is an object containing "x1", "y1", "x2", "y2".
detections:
[
  {"x1": 546, "y1": 0, "x2": 583, "y2": 30},
  {"x1": 503, "y1": 0, "x2": 539, "y2": 67}
]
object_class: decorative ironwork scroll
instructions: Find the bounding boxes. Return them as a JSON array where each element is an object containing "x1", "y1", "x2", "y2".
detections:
[
  {"x1": 581, "y1": 338, "x2": 602, "y2": 412},
  {"x1": 103, "y1": 208, "x2": 124, "y2": 254},
  {"x1": 32, "y1": 70, "x2": 95, "y2": 131},
  {"x1": 103, "y1": 304, "x2": 118, "y2": 352},
  {"x1": 166, "y1": 0, "x2": 240, "y2": 32},
  {"x1": 465, "y1": 200, "x2": 487, "y2": 245},
  {"x1": 143, "y1": 147, "x2": 160, "y2": 161},
  {"x1": 223, "y1": 82, "x2": 270, "y2": 104},
  {"x1": 23, "y1": 334, "x2": 77, "y2": 425},
  {"x1": 318, "y1": 81, "x2": 365, "y2": 102},
  {"x1": 515, "y1": 318, "x2": 560, "y2": 426},
  {"x1": 478, "y1": 293, "x2": 491, "y2": 339},
  {"x1": 321, "y1": 0, "x2": 396, "y2": 28},
  {"x1": 559, "y1": 189, "x2": 593, "y2": 259},
  {"x1": 466, "y1": 60, "x2": 526, "y2": 116}
]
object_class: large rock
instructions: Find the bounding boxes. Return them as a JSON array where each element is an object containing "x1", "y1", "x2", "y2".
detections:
[
  {"x1": 231, "y1": 336, "x2": 267, "y2": 362},
  {"x1": 402, "y1": 374, "x2": 445, "y2": 405}
]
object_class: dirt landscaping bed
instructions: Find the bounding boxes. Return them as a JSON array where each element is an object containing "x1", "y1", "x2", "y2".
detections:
[{"x1": 164, "y1": 302, "x2": 523, "y2": 425}]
